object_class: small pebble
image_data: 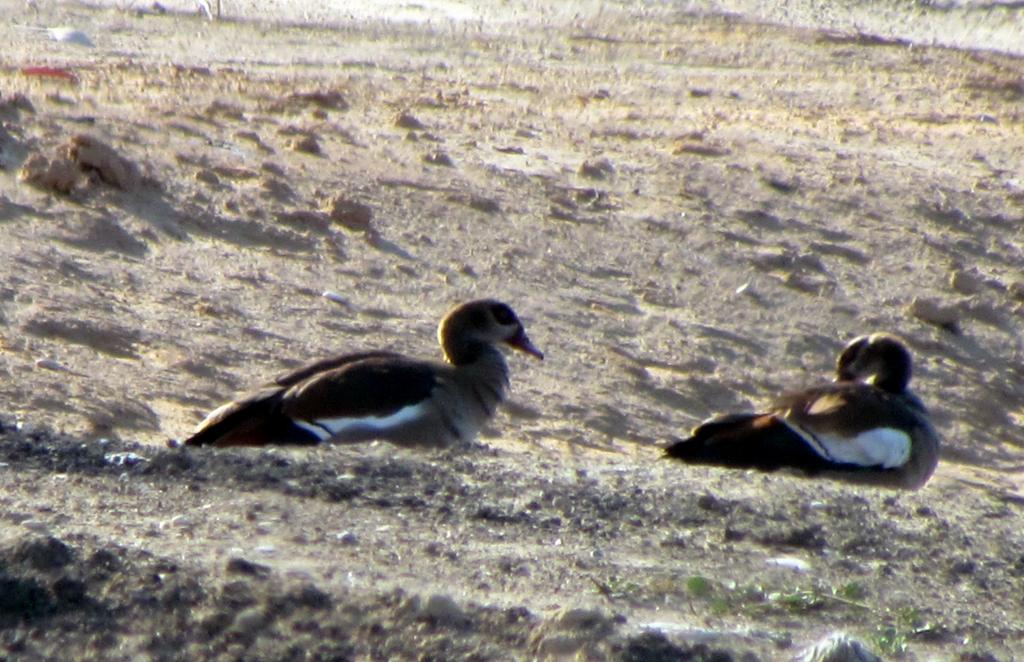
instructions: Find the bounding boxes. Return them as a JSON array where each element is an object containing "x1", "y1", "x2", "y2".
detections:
[
  {"x1": 47, "y1": 27, "x2": 94, "y2": 47},
  {"x1": 908, "y1": 297, "x2": 960, "y2": 332},
  {"x1": 104, "y1": 452, "x2": 147, "y2": 467},
  {"x1": 169, "y1": 515, "x2": 194, "y2": 529},
  {"x1": 336, "y1": 531, "x2": 359, "y2": 546},
  {"x1": 579, "y1": 157, "x2": 615, "y2": 180},
  {"x1": 321, "y1": 290, "x2": 348, "y2": 305},
  {"x1": 424, "y1": 151, "x2": 454, "y2": 167},
  {"x1": 766, "y1": 556, "x2": 811, "y2": 572},
  {"x1": 291, "y1": 135, "x2": 321, "y2": 154},
  {"x1": 395, "y1": 111, "x2": 425, "y2": 129},
  {"x1": 949, "y1": 268, "x2": 984, "y2": 295},
  {"x1": 420, "y1": 593, "x2": 465, "y2": 623},
  {"x1": 796, "y1": 632, "x2": 881, "y2": 662}
]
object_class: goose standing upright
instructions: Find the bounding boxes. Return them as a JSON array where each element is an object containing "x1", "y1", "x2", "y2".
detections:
[
  {"x1": 183, "y1": 299, "x2": 543, "y2": 448},
  {"x1": 664, "y1": 334, "x2": 940, "y2": 490}
]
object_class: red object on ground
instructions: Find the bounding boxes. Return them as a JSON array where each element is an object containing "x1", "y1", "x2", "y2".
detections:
[{"x1": 21, "y1": 66, "x2": 78, "y2": 82}]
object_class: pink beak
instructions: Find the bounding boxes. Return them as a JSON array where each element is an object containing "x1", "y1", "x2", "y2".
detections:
[{"x1": 507, "y1": 329, "x2": 544, "y2": 360}]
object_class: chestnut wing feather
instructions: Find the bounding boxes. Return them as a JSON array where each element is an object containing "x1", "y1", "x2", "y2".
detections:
[
  {"x1": 774, "y1": 382, "x2": 925, "y2": 436},
  {"x1": 281, "y1": 357, "x2": 439, "y2": 422},
  {"x1": 272, "y1": 351, "x2": 406, "y2": 388}
]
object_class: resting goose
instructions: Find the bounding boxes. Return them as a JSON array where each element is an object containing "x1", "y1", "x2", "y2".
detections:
[
  {"x1": 183, "y1": 299, "x2": 543, "y2": 448},
  {"x1": 664, "y1": 334, "x2": 940, "y2": 490}
]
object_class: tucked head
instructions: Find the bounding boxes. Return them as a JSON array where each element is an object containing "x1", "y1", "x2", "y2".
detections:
[
  {"x1": 438, "y1": 299, "x2": 544, "y2": 364},
  {"x1": 835, "y1": 333, "x2": 913, "y2": 392}
]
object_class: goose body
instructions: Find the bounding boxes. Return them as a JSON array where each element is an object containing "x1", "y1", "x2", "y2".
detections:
[
  {"x1": 665, "y1": 334, "x2": 940, "y2": 490},
  {"x1": 184, "y1": 299, "x2": 542, "y2": 448}
]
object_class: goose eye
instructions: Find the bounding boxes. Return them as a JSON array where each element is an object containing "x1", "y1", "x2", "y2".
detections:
[{"x1": 491, "y1": 304, "x2": 515, "y2": 326}]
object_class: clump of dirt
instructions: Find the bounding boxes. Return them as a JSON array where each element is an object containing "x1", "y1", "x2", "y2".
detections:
[
  {"x1": 19, "y1": 134, "x2": 142, "y2": 195},
  {"x1": 1, "y1": 420, "x2": 1022, "y2": 659}
]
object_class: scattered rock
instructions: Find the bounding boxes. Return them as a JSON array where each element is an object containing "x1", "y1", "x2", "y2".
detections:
[
  {"x1": 325, "y1": 196, "x2": 373, "y2": 232},
  {"x1": 280, "y1": 90, "x2": 349, "y2": 112},
  {"x1": 104, "y1": 452, "x2": 148, "y2": 467},
  {"x1": 226, "y1": 557, "x2": 272, "y2": 578},
  {"x1": 205, "y1": 100, "x2": 246, "y2": 120},
  {"x1": 34, "y1": 358, "x2": 68, "y2": 372},
  {"x1": 419, "y1": 593, "x2": 466, "y2": 625},
  {"x1": 617, "y1": 631, "x2": 735, "y2": 662},
  {"x1": 336, "y1": 531, "x2": 359, "y2": 546},
  {"x1": 274, "y1": 210, "x2": 330, "y2": 233},
  {"x1": 908, "y1": 297, "x2": 961, "y2": 333},
  {"x1": 212, "y1": 165, "x2": 259, "y2": 180},
  {"x1": 0, "y1": 93, "x2": 35, "y2": 119},
  {"x1": 423, "y1": 150, "x2": 454, "y2": 167},
  {"x1": 321, "y1": 290, "x2": 349, "y2": 306},
  {"x1": 763, "y1": 174, "x2": 799, "y2": 193},
  {"x1": 395, "y1": 111, "x2": 425, "y2": 129},
  {"x1": 21, "y1": 520, "x2": 50, "y2": 534},
  {"x1": 290, "y1": 135, "x2": 321, "y2": 155},
  {"x1": 51, "y1": 576, "x2": 87, "y2": 605},
  {"x1": 949, "y1": 268, "x2": 985, "y2": 295},
  {"x1": 738, "y1": 209, "x2": 784, "y2": 231},
  {"x1": 531, "y1": 607, "x2": 616, "y2": 658},
  {"x1": 195, "y1": 169, "x2": 220, "y2": 187},
  {"x1": 230, "y1": 606, "x2": 270, "y2": 637},
  {"x1": 808, "y1": 241, "x2": 871, "y2": 265},
  {"x1": 261, "y1": 161, "x2": 286, "y2": 177},
  {"x1": 468, "y1": 195, "x2": 501, "y2": 214},
  {"x1": 66, "y1": 134, "x2": 141, "y2": 190},
  {"x1": 288, "y1": 584, "x2": 332, "y2": 610},
  {"x1": 19, "y1": 152, "x2": 81, "y2": 194},
  {"x1": 673, "y1": 141, "x2": 730, "y2": 157},
  {"x1": 167, "y1": 515, "x2": 194, "y2": 529},
  {"x1": 796, "y1": 632, "x2": 881, "y2": 662},
  {"x1": 0, "y1": 575, "x2": 54, "y2": 621},
  {"x1": 783, "y1": 271, "x2": 833, "y2": 295},
  {"x1": 261, "y1": 177, "x2": 294, "y2": 201},
  {"x1": 235, "y1": 130, "x2": 272, "y2": 152},
  {"x1": 579, "y1": 157, "x2": 615, "y2": 180},
  {"x1": 14, "y1": 537, "x2": 75, "y2": 571}
]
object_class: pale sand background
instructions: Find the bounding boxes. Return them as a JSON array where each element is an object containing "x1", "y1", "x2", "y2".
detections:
[{"x1": 1, "y1": 0, "x2": 1023, "y2": 658}]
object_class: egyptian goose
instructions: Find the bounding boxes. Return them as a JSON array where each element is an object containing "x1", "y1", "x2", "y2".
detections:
[
  {"x1": 664, "y1": 334, "x2": 940, "y2": 490},
  {"x1": 183, "y1": 299, "x2": 543, "y2": 448}
]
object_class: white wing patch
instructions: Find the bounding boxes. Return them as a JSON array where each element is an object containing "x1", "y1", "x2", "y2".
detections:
[
  {"x1": 298, "y1": 402, "x2": 429, "y2": 440},
  {"x1": 784, "y1": 421, "x2": 911, "y2": 468},
  {"x1": 824, "y1": 428, "x2": 911, "y2": 468}
]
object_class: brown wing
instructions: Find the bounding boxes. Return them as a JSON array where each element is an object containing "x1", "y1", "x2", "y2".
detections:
[
  {"x1": 280, "y1": 356, "x2": 439, "y2": 422},
  {"x1": 183, "y1": 384, "x2": 322, "y2": 446},
  {"x1": 773, "y1": 382, "x2": 927, "y2": 438},
  {"x1": 664, "y1": 412, "x2": 842, "y2": 471},
  {"x1": 271, "y1": 351, "x2": 406, "y2": 388}
]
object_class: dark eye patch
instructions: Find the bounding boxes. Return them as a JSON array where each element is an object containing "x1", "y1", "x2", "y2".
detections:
[
  {"x1": 491, "y1": 304, "x2": 515, "y2": 325},
  {"x1": 470, "y1": 308, "x2": 488, "y2": 327}
]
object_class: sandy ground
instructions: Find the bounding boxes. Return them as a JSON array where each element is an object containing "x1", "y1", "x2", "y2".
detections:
[{"x1": 1, "y1": 1, "x2": 1023, "y2": 659}]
